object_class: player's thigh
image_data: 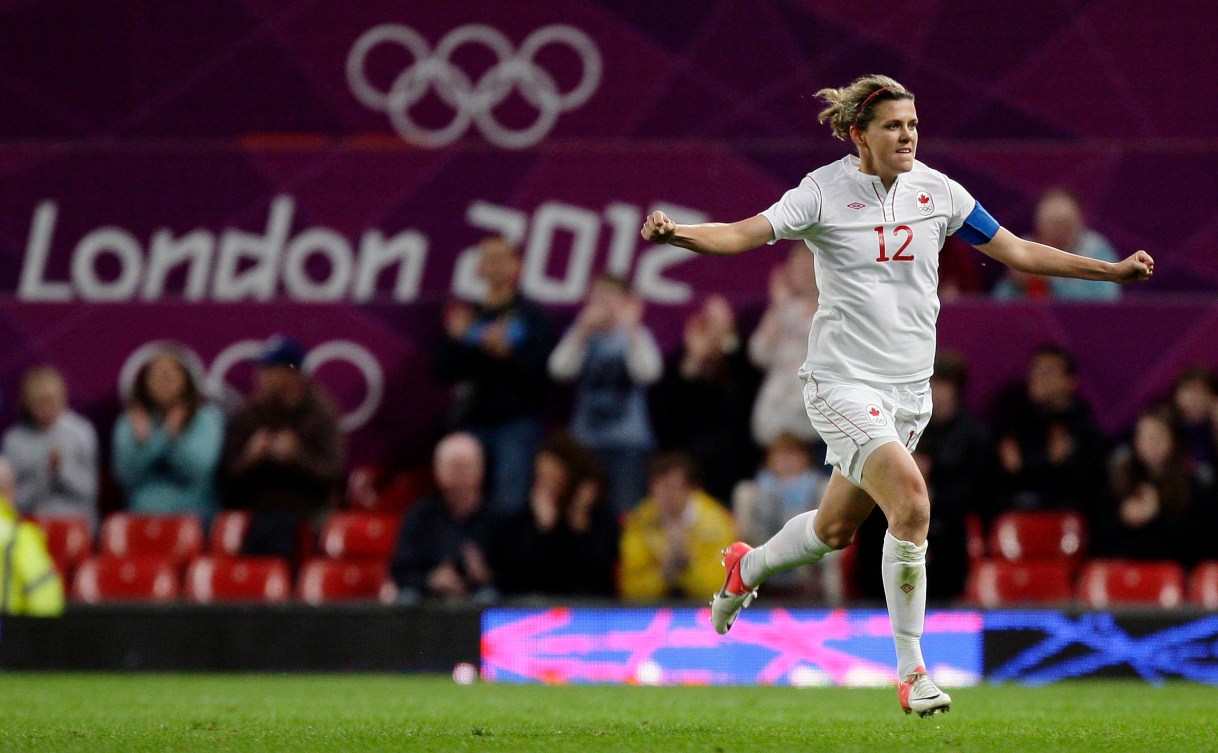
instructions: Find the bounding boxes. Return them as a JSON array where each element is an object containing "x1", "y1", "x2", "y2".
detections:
[
  {"x1": 813, "y1": 468, "x2": 877, "y2": 549},
  {"x1": 803, "y1": 376, "x2": 900, "y2": 486}
]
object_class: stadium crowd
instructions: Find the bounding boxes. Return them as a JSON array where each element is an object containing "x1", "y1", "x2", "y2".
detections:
[{"x1": 2, "y1": 228, "x2": 1216, "y2": 613}]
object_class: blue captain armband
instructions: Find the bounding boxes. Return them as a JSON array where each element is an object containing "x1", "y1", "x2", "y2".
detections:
[{"x1": 954, "y1": 201, "x2": 1000, "y2": 245}]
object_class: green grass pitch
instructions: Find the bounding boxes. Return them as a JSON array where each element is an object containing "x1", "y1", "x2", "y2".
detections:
[{"x1": 1, "y1": 674, "x2": 1216, "y2": 752}]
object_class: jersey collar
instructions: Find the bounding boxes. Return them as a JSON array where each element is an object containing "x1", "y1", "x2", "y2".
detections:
[{"x1": 842, "y1": 154, "x2": 915, "y2": 197}]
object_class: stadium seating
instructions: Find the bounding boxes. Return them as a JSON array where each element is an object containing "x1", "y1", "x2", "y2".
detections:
[
  {"x1": 966, "y1": 559, "x2": 1075, "y2": 606},
  {"x1": 28, "y1": 515, "x2": 93, "y2": 579},
  {"x1": 183, "y1": 556, "x2": 292, "y2": 604},
  {"x1": 296, "y1": 558, "x2": 395, "y2": 605},
  {"x1": 319, "y1": 512, "x2": 400, "y2": 562},
  {"x1": 1188, "y1": 561, "x2": 1218, "y2": 609},
  {"x1": 346, "y1": 465, "x2": 430, "y2": 515},
  {"x1": 72, "y1": 555, "x2": 179, "y2": 603},
  {"x1": 1077, "y1": 560, "x2": 1185, "y2": 608},
  {"x1": 988, "y1": 510, "x2": 1087, "y2": 565},
  {"x1": 209, "y1": 511, "x2": 251, "y2": 556},
  {"x1": 965, "y1": 513, "x2": 986, "y2": 565},
  {"x1": 99, "y1": 513, "x2": 204, "y2": 568}
]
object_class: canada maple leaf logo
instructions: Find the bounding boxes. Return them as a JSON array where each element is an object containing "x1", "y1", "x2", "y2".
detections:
[
  {"x1": 918, "y1": 194, "x2": 930, "y2": 204},
  {"x1": 869, "y1": 407, "x2": 880, "y2": 417}
]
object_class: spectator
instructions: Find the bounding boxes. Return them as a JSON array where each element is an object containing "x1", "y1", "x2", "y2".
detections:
[
  {"x1": 993, "y1": 189, "x2": 1120, "y2": 301},
  {"x1": 1171, "y1": 366, "x2": 1218, "y2": 488},
  {"x1": 619, "y1": 451, "x2": 735, "y2": 601},
  {"x1": 391, "y1": 432, "x2": 497, "y2": 603},
  {"x1": 112, "y1": 346, "x2": 225, "y2": 520},
  {"x1": 1, "y1": 366, "x2": 98, "y2": 531},
  {"x1": 220, "y1": 335, "x2": 345, "y2": 561},
  {"x1": 0, "y1": 457, "x2": 64, "y2": 616},
  {"x1": 854, "y1": 351, "x2": 991, "y2": 602},
  {"x1": 489, "y1": 432, "x2": 618, "y2": 597},
  {"x1": 749, "y1": 246, "x2": 822, "y2": 450},
  {"x1": 991, "y1": 345, "x2": 1108, "y2": 518},
  {"x1": 434, "y1": 236, "x2": 555, "y2": 514},
  {"x1": 1096, "y1": 406, "x2": 1212, "y2": 565},
  {"x1": 732, "y1": 432, "x2": 830, "y2": 598},
  {"x1": 651, "y1": 295, "x2": 761, "y2": 502},
  {"x1": 548, "y1": 274, "x2": 661, "y2": 515}
]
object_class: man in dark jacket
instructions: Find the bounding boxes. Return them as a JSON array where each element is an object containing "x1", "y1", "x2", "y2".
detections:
[
  {"x1": 391, "y1": 432, "x2": 497, "y2": 603},
  {"x1": 222, "y1": 335, "x2": 344, "y2": 562},
  {"x1": 434, "y1": 236, "x2": 554, "y2": 514},
  {"x1": 991, "y1": 344, "x2": 1108, "y2": 519}
]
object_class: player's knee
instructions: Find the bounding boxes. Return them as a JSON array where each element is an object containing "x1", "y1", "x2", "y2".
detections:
[
  {"x1": 888, "y1": 474, "x2": 931, "y2": 536},
  {"x1": 817, "y1": 518, "x2": 857, "y2": 551}
]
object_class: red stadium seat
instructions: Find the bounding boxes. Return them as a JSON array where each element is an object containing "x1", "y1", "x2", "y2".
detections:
[
  {"x1": 346, "y1": 465, "x2": 430, "y2": 515},
  {"x1": 27, "y1": 515, "x2": 93, "y2": 578},
  {"x1": 183, "y1": 556, "x2": 292, "y2": 604},
  {"x1": 988, "y1": 511, "x2": 1087, "y2": 564},
  {"x1": 966, "y1": 559, "x2": 1075, "y2": 606},
  {"x1": 99, "y1": 513, "x2": 204, "y2": 567},
  {"x1": 1188, "y1": 561, "x2": 1218, "y2": 609},
  {"x1": 71, "y1": 555, "x2": 179, "y2": 603},
  {"x1": 319, "y1": 512, "x2": 400, "y2": 562},
  {"x1": 1077, "y1": 560, "x2": 1185, "y2": 608},
  {"x1": 209, "y1": 511, "x2": 252, "y2": 556},
  {"x1": 965, "y1": 513, "x2": 986, "y2": 564},
  {"x1": 296, "y1": 558, "x2": 395, "y2": 605}
]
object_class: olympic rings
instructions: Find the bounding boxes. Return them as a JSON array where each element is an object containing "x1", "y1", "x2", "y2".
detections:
[{"x1": 346, "y1": 23, "x2": 602, "y2": 149}]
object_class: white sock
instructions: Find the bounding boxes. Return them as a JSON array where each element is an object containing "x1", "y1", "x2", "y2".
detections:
[
  {"x1": 882, "y1": 530, "x2": 928, "y2": 680},
  {"x1": 740, "y1": 510, "x2": 832, "y2": 587}
]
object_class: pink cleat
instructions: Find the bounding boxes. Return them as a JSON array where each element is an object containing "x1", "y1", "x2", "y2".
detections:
[
  {"x1": 899, "y1": 666, "x2": 952, "y2": 717},
  {"x1": 709, "y1": 542, "x2": 758, "y2": 635}
]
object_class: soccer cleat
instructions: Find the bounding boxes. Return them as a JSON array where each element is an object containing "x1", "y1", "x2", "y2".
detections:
[
  {"x1": 709, "y1": 542, "x2": 758, "y2": 635},
  {"x1": 899, "y1": 666, "x2": 952, "y2": 717}
]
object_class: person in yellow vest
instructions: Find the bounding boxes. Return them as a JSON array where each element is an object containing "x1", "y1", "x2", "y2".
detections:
[
  {"x1": 0, "y1": 456, "x2": 65, "y2": 616},
  {"x1": 620, "y1": 451, "x2": 736, "y2": 600}
]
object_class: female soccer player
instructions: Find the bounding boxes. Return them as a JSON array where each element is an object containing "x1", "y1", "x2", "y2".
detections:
[{"x1": 640, "y1": 74, "x2": 1154, "y2": 717}]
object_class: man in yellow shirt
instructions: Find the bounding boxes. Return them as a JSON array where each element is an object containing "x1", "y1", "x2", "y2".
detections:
[
  {"x1": 620, "y1": 451, "x2": 735, "y2": 600},
  {"x1": 0, "y1": 457, "x2": 65, "y2": 616}
]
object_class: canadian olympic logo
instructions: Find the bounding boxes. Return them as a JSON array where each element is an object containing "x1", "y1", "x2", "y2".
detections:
[
  {"x1": 345, "y1": 23, "x2": 602, "y2": 149},
  {"x1": 119, "y1": 340, "x2": 384, "y2": 432}
]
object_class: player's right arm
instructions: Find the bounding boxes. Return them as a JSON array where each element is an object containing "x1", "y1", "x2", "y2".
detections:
[{"x1": 640, "y1": 211, "x2": 774, "y2": 256}]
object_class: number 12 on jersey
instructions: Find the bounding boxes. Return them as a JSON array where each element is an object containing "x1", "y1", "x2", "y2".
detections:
[{"x1": 874, "y1": 225, "x2": 914, "y2": 262}]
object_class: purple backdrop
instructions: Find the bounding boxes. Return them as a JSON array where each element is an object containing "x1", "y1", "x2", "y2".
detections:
[{"x1": 0, "y1": 1, "x2": 1216, "y2": 469}]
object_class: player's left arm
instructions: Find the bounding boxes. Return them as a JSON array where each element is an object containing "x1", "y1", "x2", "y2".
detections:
[{"x1": 975, "y1": 227, "x2": 1154, "y2": 285}]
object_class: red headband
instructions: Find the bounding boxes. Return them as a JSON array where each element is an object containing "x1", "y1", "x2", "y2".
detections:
[{"x1": 854, "y1": 86, "x2": 894, "y2": 124}]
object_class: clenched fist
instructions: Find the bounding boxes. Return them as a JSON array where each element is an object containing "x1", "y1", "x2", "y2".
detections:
[
  {"x1": 1112, "y1": 250, "x2": 1155, "y2": 284},
  {"x1": 641, "y1": 210, "x2": 677, "y2": 243}
]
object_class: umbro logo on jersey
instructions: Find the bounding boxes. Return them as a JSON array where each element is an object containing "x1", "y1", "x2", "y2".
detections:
[
  {"x1": 847, "y1": 202, "x2": 866, "y2": 210},
  {"x1": 915, "y1": 191, "x2": 934, "y2": 216}
]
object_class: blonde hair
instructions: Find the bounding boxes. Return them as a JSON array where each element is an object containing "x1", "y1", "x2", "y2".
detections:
[{"x1": 816, "y1": 75, "x2": 914, "y2": 141}]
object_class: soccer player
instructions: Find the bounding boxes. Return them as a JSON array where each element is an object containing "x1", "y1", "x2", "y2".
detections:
[{"x1": 640, "y1": 74, "x2": 1154, "y2": 716}]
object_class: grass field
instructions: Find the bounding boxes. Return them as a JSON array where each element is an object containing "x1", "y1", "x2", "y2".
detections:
[{"x1": 1, "y1": 674, "x2": 1216, "y2": 753}]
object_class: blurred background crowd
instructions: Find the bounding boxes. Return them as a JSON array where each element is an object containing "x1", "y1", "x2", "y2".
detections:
[
  {"x1": 2, "y1": 1, "x2": 1217, "y2": 616},
  {"x1": 5, "y1": 190, "x2": 1216, "y2": 613}
]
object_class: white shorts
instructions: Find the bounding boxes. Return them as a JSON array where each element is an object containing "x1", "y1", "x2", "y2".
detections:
[{"x1": 801, "y1": 372, "x2": 932, "y2": 487}]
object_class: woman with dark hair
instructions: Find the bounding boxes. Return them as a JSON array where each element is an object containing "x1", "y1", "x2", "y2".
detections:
[
  {"x1": 489, "y1": 432, "x2": 619, "y2": 597},
  {"x1": 1098, "y1": 405, "x2": 1211, "y2": 565},
  {"x1": 112, "y1": 346, "x2": 225, "y2": 519}
]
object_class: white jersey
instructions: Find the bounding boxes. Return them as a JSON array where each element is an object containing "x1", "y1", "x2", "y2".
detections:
[{"x1": 761, "y1": 155, "x2": 977, "y2": 383}]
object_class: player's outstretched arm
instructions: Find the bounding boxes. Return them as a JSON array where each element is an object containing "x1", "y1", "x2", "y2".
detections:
[
  {"x1": 640, "y1": 211, "x2": 774, "y2": 256},
  {"x1": 974, "y1": 227, "x2": 1154, "y2": 284}
]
